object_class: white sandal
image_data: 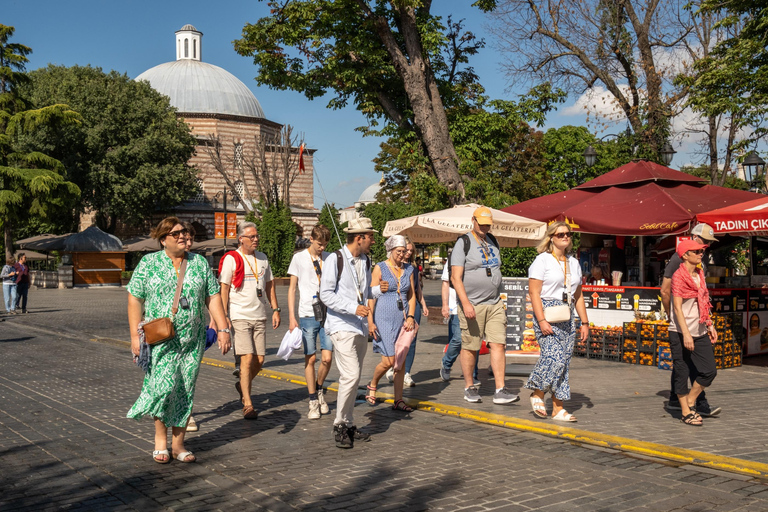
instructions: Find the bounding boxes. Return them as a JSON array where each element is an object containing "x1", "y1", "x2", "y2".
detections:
[
  {"x1": 530, "y1": 396, "x2": 547, "y2": 418},
  {"x1": 152, "y1": 449, "x2": 170, "y2": 464},
  {"x1": 174, "y1": 451, "x2": 196, "y2": 463},
  {"x1": 186, "y1": 415, "x2": 198, "y2": 432},
  {"x1": 552, "y1": 409, "x2": 577, "y2": 422}
]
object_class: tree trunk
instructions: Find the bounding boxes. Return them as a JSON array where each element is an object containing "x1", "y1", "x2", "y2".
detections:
[{"x1": 4, "y1": 224, "x2": 13, "y2": 262}]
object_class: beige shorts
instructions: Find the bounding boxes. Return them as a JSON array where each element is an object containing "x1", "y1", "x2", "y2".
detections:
[
  {"x1": 231, "y1": 319, "x2": 267, "y2": 356},
  {"x1": 458, "y1": 300, "x2": 507, "y2": 351}
]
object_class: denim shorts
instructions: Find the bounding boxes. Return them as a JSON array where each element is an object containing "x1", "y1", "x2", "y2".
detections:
[{"x1": 300, "y1": 317, "x2": 333, "y2": 355}]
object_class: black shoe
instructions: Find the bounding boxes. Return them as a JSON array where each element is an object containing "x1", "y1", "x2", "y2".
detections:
[
  {"x1": 233, "y1": 367, "x2": 240, "y2": 378},
  {"x1": 667, "y1": 396, "x2": 681, "y2": 410},
  {"x1": 334, "y1": 424, "x2": 353, "y2": 449},
  {"x1": 695, "y1": 399, "x2": 721, "y2": 417},
  {"x1": 347, "y1": 426, "x2": 370, "y2": 442}
]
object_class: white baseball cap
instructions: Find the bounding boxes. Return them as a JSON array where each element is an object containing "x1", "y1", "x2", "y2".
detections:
[{"x1": 690, "y1": 223, "x2": 718, "y2": 242}]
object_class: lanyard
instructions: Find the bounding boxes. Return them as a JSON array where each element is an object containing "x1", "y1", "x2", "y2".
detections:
[
  {"x1": 552, "y1": 253, "x2": 571, "y2": 302},
  {"x1": 239, "y1": 249, "x2": 260, "y2": 289},
  {"x1": 342, "y1": 247, "x2": 365, "y2": 305},
  {"x1": 471, "y1": 231, "x2": 491, "y2": 262},
  {"x1": 308, "y1": 249, "x2": 322, "y2": 284},
  {"x1": 386, "y1": 260, "x2": 403, "y2": 297}
]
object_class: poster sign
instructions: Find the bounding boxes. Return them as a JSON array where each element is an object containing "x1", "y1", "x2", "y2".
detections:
[
  {"x1": 215, "y1": 212, "x2": 225, "y2": 239},
  {"x1": 582, "y1": 285, "x2": 661, "y2": 312},
  {"x1": 227, "y1": 213, "x2": 237, "y2": 239},
  {"x1": 710, "y1": 288, "x2": 748, "y2": 313},
  {"x1": 746, "y1": 289, "x2": 768, "y2": 355},
  {"x1": 502, "y1": 278, "x2": 540, "y2": 356}
]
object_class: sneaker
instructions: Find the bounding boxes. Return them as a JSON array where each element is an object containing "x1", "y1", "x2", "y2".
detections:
[
  {"x1": 385, "y1": 367, "x2": 394, "y2": 382},
  {"x1": 317, "y1": 388, "x2": 330, "y2": 414},
  {"x1": 695, "y1": 399, "x2": 721, "y2": 417},
  {"x1": 308, "y1": 399, "x2": 321, "y2": 420},
  {"x1": 463, "y1": 386, "x2": 482, "y2": 403},
  {"x1": 333, "y1": 424, "x2": 353, "y2": 449},
  {"x1": 404, "y1": 373, "x2": 415, "y2": 387},
  {"x1": 666, "y1": 396, "x2": 682, "y2": 410},
  {"x1": 493, "y1": 387, "x2": 520, "y2": 405},
  {"x1": 473, "y1": 378, "x2": 481, "y2": 388},
  {"x1": 233, "y1": 367, "x2": 240, "y2": 378},
  {"x1": 439, "y1": 364, "x2": 451, "y2": 382},
  {"x1": 347, "y1": 426, "x2": 370, "y2": 442}
]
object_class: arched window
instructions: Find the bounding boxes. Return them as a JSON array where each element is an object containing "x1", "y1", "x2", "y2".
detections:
[
  {"x1": 234, "y1": 180, "x2": 245, "y2": 208},
  {"x1": 192, "y1": 178, "x2": 205, "y2": 203},
  {"x1": 234, "y1": 142, "x2": 243, "y2": 170},
  {"x1": 193, "y1": 39, "x2": 197, "y2": 59},
  {"x1": 184, "y1": 38, "x2": 189, "y2": 58}
]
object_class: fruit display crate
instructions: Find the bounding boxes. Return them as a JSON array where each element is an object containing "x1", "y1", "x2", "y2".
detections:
[
  {"x1": 585, "y1": 327, "x2": 622, "y2": 362},
  {"x1": 657, "y1": 346, "x2": 672, "y2": 371}
]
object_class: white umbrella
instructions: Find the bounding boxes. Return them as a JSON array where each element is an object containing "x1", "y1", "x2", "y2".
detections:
[{"x1": 383, "y1": 204, "x2": 546, "y2": 247}]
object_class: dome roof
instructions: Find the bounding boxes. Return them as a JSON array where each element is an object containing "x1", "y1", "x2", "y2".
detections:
[
  {"x1": 179, "y1": 24, "x2": 200, "y2": 32},
  {"x1": 357, "y1": 183, "x2": 381, "y2": 204},
  {"x1": 64, "y1": 226, "x2": 123, "y2": 252},
  {"x1": 136, "y1": 60, "x2": 265, "y2": 118}
]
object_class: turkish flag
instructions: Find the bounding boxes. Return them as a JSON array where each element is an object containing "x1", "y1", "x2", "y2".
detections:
[{"x1": 298, "y1": 143, "x2": 305, "y2": 173}]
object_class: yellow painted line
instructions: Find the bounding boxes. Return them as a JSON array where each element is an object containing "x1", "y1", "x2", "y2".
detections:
[{"x1": 97, "y1": 336, "x2": 768, "y2": 479}]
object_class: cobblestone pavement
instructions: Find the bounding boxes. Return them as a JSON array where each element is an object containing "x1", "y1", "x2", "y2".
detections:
[{"x1": 2, "y1": 285, "x2": 768, "y2": 511}]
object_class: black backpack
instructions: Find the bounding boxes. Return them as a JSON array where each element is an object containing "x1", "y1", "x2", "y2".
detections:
[
  {"x1": 334, "y1": 249, "x2": 372, "y2": 290},
  {"x1": 448, "y1": 233, "x2": 499, "y2": 288}
]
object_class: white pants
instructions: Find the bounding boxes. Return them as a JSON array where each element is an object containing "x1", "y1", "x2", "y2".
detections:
[{"x1": 330, "y1": 331, "x2": 368, "y2": 427}]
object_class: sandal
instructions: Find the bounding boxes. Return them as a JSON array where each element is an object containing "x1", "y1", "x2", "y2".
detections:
[
  {"x1": 365, "y1": 383, "x2": 377, "y2": 406},
  {"x1": 392, "y1": 399, "x2": 413, "y2": 412},
  {"x1": 552, "y1": 409, "x2": 577, "y2": 422},
  {"x1": 681, "y1": 413, "x2": 702, "y2": 426},
  {"x1": 174, "y1": 451, "x2": 196, "y2": 463},
  {"x1": 186, "y1": 415, "x2": 198, "y2": 432},
  {"x1": 243, "y1": 405, "x2": 258, "y2": 420},
  {"x1": 152, "y1": 449, "x2": 171, "y2": 464},
  {"x1": 235, "y1": 382, "x2": 244, "y2": 404},
  {"x1": 530, "y1": 396, "x2": 547, "y2": 419}
]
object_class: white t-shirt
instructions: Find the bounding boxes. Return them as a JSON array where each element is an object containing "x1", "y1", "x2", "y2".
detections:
[
  {"x1": 287, "y1": 249, "x2": 330, "y2": 318},
  {"x1": 528, "y1": 252, "x2": 582, "y2": 301},
  {"x1": 219, "y1": 249, "x2": 273, "y2": 321},
  {"x1": 441, "y1": 264, "x2": 457, "y2": 314}
]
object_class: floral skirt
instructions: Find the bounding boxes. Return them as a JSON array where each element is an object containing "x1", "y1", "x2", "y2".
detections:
[{"x1": 523, "y1": 298, "x2": 575, "y2": 401}]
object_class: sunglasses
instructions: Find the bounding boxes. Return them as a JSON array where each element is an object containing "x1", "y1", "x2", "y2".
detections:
[
  {"x1": 241, "y1": 234, "x2": 259, "y2": 241},
  {"x1": 687, "y1": 249, "x2": 705, "y2": 255},
  {"x1": 167, "y1": 228, "x2": 190, "y2": 240},
  {"x1": 552, "y1": 232, "x2": 573, "y2": 239}
]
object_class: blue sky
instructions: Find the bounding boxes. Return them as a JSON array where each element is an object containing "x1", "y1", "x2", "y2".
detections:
[{"x1": 5, "y1": 0, "x2": 681, "y2": 209}]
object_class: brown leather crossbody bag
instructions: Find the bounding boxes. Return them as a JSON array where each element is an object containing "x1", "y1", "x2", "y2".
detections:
[{"x1": 143, "y1": 257, "x2": 187, "y2": 345}]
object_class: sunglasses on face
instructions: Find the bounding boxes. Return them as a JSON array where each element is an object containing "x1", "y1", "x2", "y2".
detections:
[
  {"x1": 552, "y1": 232, "x2": 573, "y2": 239},
  {"x1": 241, "y1": 235, "x2": 259, "y2": 241},
  {"x1": 167, "y1": 228, "x2": 190, "y2": 240},
  {"x1": 687, "y1": 249, "x2": 705, "y2": 255}
]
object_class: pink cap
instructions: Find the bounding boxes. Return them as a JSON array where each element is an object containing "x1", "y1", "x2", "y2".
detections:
[{"x1": 676, "y1": 239, "x2": 708, "y2": 258}]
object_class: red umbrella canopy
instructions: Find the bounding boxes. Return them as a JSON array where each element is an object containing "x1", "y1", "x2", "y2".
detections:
[
  {"x1": 503, "y1": 161, "x2": 763, "y2": 235},
  {"x1": 696, "y1": 196, "x2": 768, "y2": 235}
]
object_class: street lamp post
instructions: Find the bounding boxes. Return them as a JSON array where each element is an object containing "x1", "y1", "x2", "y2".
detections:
[{"x1": 742, "y1": 151, "x2": 766, "y2": 193}]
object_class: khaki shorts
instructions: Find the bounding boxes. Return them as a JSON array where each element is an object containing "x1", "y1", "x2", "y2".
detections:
[
  {"x1": 458, "y1": 300, "x2": 507, "y2": 351},
  {"x1": 231, "y1": 319, "x2": 267, "y2": 356}
]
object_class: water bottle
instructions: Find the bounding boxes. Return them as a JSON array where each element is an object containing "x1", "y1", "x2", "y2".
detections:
[{"x1": 312, "y1": 295, "x2": 324, "y2": 321}]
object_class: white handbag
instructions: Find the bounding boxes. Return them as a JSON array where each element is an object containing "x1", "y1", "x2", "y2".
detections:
[{"x1": 544, "y1": 304, "x2": 571, "y2": 323}]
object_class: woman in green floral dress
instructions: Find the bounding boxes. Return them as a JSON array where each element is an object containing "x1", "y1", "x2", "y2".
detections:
[{"x1": 127, "y1": 217, "x2": 231, "y2": 464}]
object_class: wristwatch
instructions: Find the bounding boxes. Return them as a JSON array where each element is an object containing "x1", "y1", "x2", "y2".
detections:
[
  {"x1": 217, "y1": 328, "x2": 231, "y2": 334},
  {"x1": 273, "y1": 307, "x2": 281, "y2": 313}
]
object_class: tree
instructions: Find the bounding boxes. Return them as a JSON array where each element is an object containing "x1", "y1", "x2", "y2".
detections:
[
  {"x1": 21, "y1": 65, "x2": 198, "y2": 232},
  {"x1": 246, "y1": 201, "x2": 297, "y2": 277},
  {"x1": 360, "y1": 201, "x2": 416, "y2": 263},
  {"x1": 234, "y1": 1, "x2": 470, "y2": 200},
  {"x1": 317, "y1": 203, "x2": 347, "y2": 253},
  {"x1": 201, "y1": 125, "x2": 306, "y2": 214},
  {"x1": 481, "y1": 0, "x2": 696, "y2": 158},
  {"x1": 0, "y1": 25, "x2": 81, "y2": 260}
]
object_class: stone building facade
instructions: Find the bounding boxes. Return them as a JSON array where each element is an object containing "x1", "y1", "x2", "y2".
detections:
[{"x1": 134, "y1": 24, "x2": 319, "y2": 239}]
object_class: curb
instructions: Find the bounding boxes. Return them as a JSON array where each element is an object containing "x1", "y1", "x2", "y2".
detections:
[{"x1": 98, "y1": 335, "x2": 768, "y2": 480}]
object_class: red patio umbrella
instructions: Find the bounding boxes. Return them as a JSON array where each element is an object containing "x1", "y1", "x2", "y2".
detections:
[
  {"x1": 696, "y1": 196, "x2": 768, "y2": 236},
  {"x1": 503, "y1": 160, "x2": 763, "y2": 236}
]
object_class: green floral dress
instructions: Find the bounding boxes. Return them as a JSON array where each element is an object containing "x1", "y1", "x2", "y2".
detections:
[{"x1": 126, "y1": 251, "x2": 220, "y2": 427}]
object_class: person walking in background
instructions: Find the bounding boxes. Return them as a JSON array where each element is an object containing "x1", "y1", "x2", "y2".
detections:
[
  {"x1": 319, "y1": 217, "x2": 376, "y2": 449},
  {"x1": 127, "y1": 217, "x2": 231, "y2": 464},
  {"x1": 439, "y1": 262, "x2": 479, "y2": 386},
  {"x1": 13, "y1": 253, "x2": 29, "y2": 314},
  {"x1": 386, "y1": 240, "x2": 428, "y2": 386},
  {"x1": 287, "y1": 224, "x2": 333, "y2": 420},
  {"x1": 2, "y1": 257, "x2": 18, "y2": 315},
  {"x1": 670, "y1": 239, "x2": 719, "y2": 426},
  {"x1": 451, "y1": 206, "x2": 518, "y2": 405},
  {"x1": 525, "y1": 221, "x2": 589, "y2": 422},
  {"x1": 368, "y1": 235, "x2": 417, "y2": 412},
  {"x1": 219, "y1": 222, "x2": 281, "y2": 420},
  {"x1": 660, "y1": 223, "x2": 721, "y2": 417}
]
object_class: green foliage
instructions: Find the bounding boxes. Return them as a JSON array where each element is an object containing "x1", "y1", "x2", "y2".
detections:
[
  {"x1": 500, "y1": 247, "x2": 538, "y2": 278},
  {"x1": 250, "y1": 202, "x2": 297, "y2": 277},
  {"x1": 679, "y1": 164, "x2": 749, "y2": 190},
  {"x1": 360, "y1": 201, "x2": 417, "y2": 263},
  {"x1": 20, "y1": 64, "x2": 198, "y2": 232},
  {"x1": 317, "y1": 203, "x2": 347, "y2": 253}
]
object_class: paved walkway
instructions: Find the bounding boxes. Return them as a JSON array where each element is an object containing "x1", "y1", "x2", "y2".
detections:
[{"x1": 2, "y1": 285, "x2": 768, "y2": 510}]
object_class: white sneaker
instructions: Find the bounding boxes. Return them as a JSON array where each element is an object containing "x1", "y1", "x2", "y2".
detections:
[
  {"x1": 308, "y1": 399, "x2": 321, "y2": 420},
  {"x1": 385, "y1": 367, "x2": 394, "y2": 382},
  {"x1": 317, "y1": 388, "x2": 330, "y2": 414},
  {"x1": 404, "y1": 373, "x2": 415, "y2": 387}
]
